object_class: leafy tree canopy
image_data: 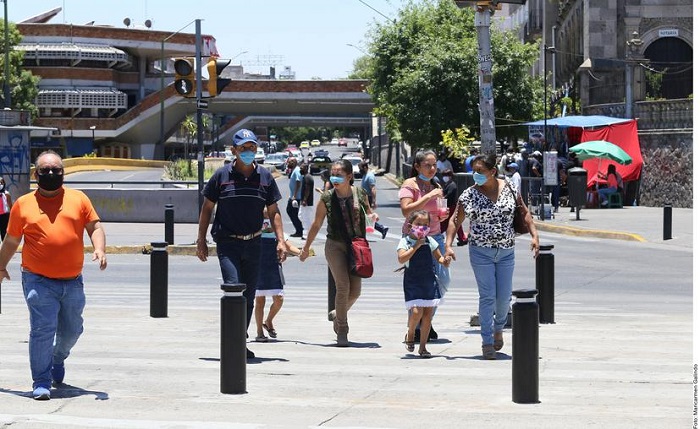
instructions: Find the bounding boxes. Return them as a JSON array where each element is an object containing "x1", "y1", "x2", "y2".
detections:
[
  {"x1": 0, "y1": 22, "x2": 40, "y2": 117},
  {"x1": 364, "y1": 0, "x2": 541, "y2": 150}
]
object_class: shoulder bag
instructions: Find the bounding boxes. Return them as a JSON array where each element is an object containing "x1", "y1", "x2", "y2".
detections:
[
  {"x1": 331, "y1": 187, "x2": 374, "y2": 278},
  {"x1": 508, "y1": 182, "x2": 533, "y2": 235}
]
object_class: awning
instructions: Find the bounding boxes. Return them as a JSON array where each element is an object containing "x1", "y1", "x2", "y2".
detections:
[{"x1": 523, "y1": 115, "x2": 633, "y2": 128}]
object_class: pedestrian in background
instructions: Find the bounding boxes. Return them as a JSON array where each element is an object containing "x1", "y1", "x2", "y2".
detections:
[
  {"x1": 359, "y1": 161, "x2": 389, "y2": 239},
  {"x1": 445, "y1": 153, "x2": 539, "y2": 360},
  {"x1": 0, "y1": 176, "x2": 13, "y2": 240},
  {"x1": 399, "y1": 149, "x2": 450, "y2": 341},
  {"x1": 299, "y1": 162, "x2": 315, "y2": 235},
  {"x1": 196, "y1": 128, "x2": 287, "y2": 360},
  {"x1": 397, "y1": 210, "x2": 450, "y2": 358},
  {"x1": 300, "y1": 159, "x2": 377, "y2": 347},
  {"x1": 0, "y1": 150, "x2": 107, "y2": 400},
  {"x1": 286, "y1": 158, "x2": 304, "y2": 238}
]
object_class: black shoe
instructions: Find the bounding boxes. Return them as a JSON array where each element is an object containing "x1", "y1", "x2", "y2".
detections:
[
  {"x1": 290, "y1": 233, "x2": 303, "y2": 238},
  {"x1": 380, "y1": 227, "x2": 389, "y2": 240},
  {"x1": 428, "y1": 326, "x2": 438, "y2": 340},
  {"x1": 456, "y1": 239, "x2": 468, "y2": 247},
  {"x1": 246, "y1": 348, "x2": 255, "y2": 359}
]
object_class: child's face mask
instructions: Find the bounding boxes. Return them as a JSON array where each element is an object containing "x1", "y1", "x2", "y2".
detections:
[{"x1": 410, "y1": 225, "x2": 429, "y2": 239}]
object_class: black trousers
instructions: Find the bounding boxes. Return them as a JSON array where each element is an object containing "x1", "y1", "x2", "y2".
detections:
[{"x1": 286, "y1": 199, "x2": 304, "y2": 235}]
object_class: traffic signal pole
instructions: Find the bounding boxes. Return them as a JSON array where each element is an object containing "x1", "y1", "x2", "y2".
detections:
[
  {"x1": 475, "y1": 1, "x2": 497, "y2": 156},
  {"x1": 195, "y1": 19, "x2": 205, "y2": 213}
]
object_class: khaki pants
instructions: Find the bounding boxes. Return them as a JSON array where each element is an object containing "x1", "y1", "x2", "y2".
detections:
[{"x1": 325, "y1": 238, "x2": 362, "y2": 335}]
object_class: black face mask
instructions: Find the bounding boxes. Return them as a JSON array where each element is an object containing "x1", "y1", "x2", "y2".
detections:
[{"x1": 37, "y1": 174, "x2": 63, "y2": 191}]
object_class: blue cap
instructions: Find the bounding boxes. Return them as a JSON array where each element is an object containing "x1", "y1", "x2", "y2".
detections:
[
  {"x1": 508, "y1": 162, "x2": 519, "y2": 169},
  {"x1": 233, "y1": 128, "x2": 258, "y2": 146}
]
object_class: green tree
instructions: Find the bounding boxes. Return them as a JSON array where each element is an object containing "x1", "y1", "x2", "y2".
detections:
[
  {"x1": 366, "y1": 0, "x2": 541, "y2": 151},
  {"x1": 180, "y1": 115, "x2": 196, "y2": 175},
  {"x1": 0, "y1": 21, "x2": 40, "y2": 116}
]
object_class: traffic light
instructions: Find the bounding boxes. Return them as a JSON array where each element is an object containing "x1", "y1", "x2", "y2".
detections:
[
  {"x1": 173, "y1": 57, "x2": 195, "y2": 97},
  {"x1": 206, "y1": 57, "x2": 231, "y2": 97}
]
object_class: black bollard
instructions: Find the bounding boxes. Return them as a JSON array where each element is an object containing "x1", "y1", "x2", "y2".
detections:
[
  {"x1": 535, "y1": 244, "x2": 555, "y2": 324},
  {"x1": 221, "y1": 283, "x2": 247, "y2": 394},
  {"x1": 164, "y1": 204, "x2": 174, "y2": 245},
  {"x1": 512, "y1": 289, "x2": 539, "y2": 404},
  {"x1": 327, "y1": 267, "x2": 336, "y2": 321},
  {"x1": 149, "y1": 242, "x2": 168, "y2": 318},
  {"x1": 663, "y1": 203, "x2": 672, "y2": 240}
]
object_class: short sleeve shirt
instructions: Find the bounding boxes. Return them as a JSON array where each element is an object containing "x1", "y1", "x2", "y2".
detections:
[
  {"x1": 397, "y1": 236, "x2": 438, "y2": 268},
  {"x1": 203, "y1": 162, "x2": 281, "y2": 242},
  {"x1": 398, "y1": 182, "x2": 441, "y2": 235},
  {"x1": 361, "y1": 171, "x2": 376, "y2": 195},
  {"x1": 289, "y1": 167, "x2": 302, "y2": 199},
  {"x1": 8, "y1": 188, "x2": 100, "y2": 278},
  {"x1": 458, "y1": 181, "x2": 517, "y2": 249}
]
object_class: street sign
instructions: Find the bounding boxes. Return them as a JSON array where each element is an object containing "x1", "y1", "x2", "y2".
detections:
[{"x1": 197, "y1": 100, "x2": 209, "y2": 109}]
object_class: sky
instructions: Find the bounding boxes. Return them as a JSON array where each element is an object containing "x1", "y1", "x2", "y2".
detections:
[{"x1": 8, "y1": 0, "x2": 403, "y2": 80}]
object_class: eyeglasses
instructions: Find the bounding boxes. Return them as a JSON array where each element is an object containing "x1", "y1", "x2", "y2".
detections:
[{"x1": 37, "y1": 167, "x2": 64, "y2": 176}]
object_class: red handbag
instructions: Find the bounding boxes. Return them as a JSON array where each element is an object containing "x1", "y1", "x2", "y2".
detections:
[{"x1": 348, "y1": 237, "x2": 374, "y2": 278}]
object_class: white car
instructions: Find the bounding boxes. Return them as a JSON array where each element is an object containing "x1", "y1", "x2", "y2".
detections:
[
  {"x1": 255, "y1": 148, "x2": 266, "y2": 163},
  {"x1": 344, "y1": 156, "x2": 364, "y2": 179},
  {"x1": 330, "y1": 138, "x2": 339, "y2": 146}
]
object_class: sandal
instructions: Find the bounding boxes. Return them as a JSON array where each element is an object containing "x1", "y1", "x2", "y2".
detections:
[
  {"x1": 255, "y1": 334, "x2": 268, "y2": 342},
  {"x1": 262, "y1": 323, "x2": 277, "y2": 339},
  {"x1": 404, "y1": 333, "x2": 415, "y2": 352},
  {"x1": 494, "y1": 331, "x2": 504, "y2": 351},
  {"x1": 419, "y1": 349, "x2": 432, "y2": 359}
]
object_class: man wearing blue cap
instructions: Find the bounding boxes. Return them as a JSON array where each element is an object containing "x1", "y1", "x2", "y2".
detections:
[{"x1": 196, "y1": 128, "x2": 286, "y2": 360}]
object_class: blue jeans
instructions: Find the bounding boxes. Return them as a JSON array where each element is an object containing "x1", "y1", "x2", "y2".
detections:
[
  {"x1": 597, "y1": 187, "x2": 617, "y2": 204},
  {"x1": 22, "y1": 271, "x2": 85, "y2": 389},
  {"x1": 468, "y1": 245, "x2": 515, "y2": 346},
  {"x1": 216, "y1": 237, "x2": 262, "y2": 331}
]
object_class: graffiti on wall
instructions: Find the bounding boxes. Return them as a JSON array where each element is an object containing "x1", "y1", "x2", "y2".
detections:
[{"x1": 0, "y1": 131, "x2": 31, "y2": 198}]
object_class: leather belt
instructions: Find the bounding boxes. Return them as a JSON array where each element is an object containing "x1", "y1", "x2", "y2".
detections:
[{"x1": 229, "y1": 230, "x2": 262, "y2": 241}]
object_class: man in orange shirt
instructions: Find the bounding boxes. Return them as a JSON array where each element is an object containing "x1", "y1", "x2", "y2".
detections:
[{"x1": 0, "y1": 150, "x2": 107, "y2": 400}]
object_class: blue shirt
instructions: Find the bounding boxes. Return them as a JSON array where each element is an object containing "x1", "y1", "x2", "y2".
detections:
[
  {"x1": 361, "y1": 171, "x2": 376, "y2": 195},
  {"x1": 465, "y1": 155, "x2": 475, "y2": 172},
  {"x1": 289, "y1": 166, "x2": 302, "y2": 200},
  {"x1": 203, "y1": 161, "x2": 282, "y2": 241}
]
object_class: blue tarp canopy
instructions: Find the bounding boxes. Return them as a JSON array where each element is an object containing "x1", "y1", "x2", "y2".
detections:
[{"x1": 523, "y1": 115, "x2": 633, "y2": 128}]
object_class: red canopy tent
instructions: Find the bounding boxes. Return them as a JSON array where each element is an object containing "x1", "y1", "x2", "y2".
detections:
[{"x1": 579, "y1": 119, "x2": 643, "y2": 188}]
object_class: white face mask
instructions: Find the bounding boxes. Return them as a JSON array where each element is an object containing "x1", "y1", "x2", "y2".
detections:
[{"x1": 442, "y1": 176, "x2": 452, "y2": 183}]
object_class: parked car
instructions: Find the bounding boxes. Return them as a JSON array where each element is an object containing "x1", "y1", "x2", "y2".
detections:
[
  {"x1": 309, "y1": 156, "x2": 333, "y2": 175},
  {"x1": 311, "y1": 139, "x2": 321, "y2": 147},
  {"x1": 255, "y1": 148, "x2": 266, "y2": 163},
  {"x1": 265, "y1": 153, "x2": 288, "y2": 170},
  {"x1": 344, "y1": 156, "x2": 363, "y2": 179},
  {"x1": 299, "y1": 141, "x2": 310, "y2": 150}
]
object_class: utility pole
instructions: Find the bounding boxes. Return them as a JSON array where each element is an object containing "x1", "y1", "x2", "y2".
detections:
[
  {"x1": 195, "y1": 19, "x2": 204, "y2": 213},
  {"x1": 474, "y1": 1, "x2": 497, "y2": 155},
  {"x1": 3, "y1": 0, "x2": 11, "y2": 108}
]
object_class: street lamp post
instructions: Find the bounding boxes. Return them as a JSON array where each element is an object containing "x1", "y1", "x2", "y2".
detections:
[{"x1": 2, "y1": 0, "x2": 10, "y2": 108}]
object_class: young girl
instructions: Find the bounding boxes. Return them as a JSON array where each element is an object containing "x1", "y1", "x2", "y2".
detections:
[
  {"x1": 397, "y1": 210, "x2": 450, "y2": 358},
  {"x1": 254, "y1": 208, "x2": 302, "y2": 342}
]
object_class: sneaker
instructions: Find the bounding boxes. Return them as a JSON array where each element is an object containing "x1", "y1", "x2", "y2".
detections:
[
  {"x1": 32, "y1": 385, "x2": 51, "y2": 400},
  {"x1": 482, "y1": 344, "x2": 497, "y2": 360},
  {"x1": 456, "y1": 239, "x2": 468, "y2": 247},
  {"x1": 51, "y1": 363, "x2": 65, "y2": 386},
  {"x1": 246, "y1": 348, "x2": 256, "y2": 359}
]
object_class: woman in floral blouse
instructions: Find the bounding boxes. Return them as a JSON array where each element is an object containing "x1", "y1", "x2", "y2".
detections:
[{"x1": 445, "y1": 154, "x2": 539, "y2": 360}]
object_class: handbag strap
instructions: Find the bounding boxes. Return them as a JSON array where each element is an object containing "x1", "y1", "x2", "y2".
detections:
[{"x1": 507, "y1": 181, "x2": 523, "y2": 208}]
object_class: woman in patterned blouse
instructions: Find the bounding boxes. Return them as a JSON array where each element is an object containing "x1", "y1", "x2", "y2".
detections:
[{"x1": 444, "y1": 154, "x2": 539, "y2": 360}]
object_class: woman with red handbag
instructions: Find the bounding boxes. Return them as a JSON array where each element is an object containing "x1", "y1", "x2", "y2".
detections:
[{"x1": 300, "y1": 160, "x2": 378, "y2": 347}]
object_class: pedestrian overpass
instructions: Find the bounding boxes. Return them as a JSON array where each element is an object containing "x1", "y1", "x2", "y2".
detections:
[{"x1": 34, "y1": 79, "x2": 374, "y2": 159}]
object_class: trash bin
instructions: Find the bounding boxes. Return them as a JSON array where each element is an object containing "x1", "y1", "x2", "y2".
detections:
[
  {"x1": 455, "y1": 172, "x2": 474, "y2": 196},
  {"x1": 567, "y1": 167, "x2": 587, "y2": 208}
]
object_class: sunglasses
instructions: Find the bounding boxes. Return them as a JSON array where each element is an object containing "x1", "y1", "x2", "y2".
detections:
[{"x1": 37, "y1": 167, "x2": 64, "y2": 176}]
